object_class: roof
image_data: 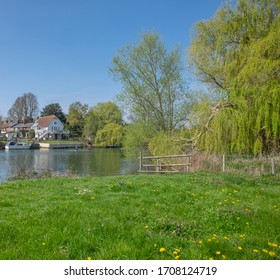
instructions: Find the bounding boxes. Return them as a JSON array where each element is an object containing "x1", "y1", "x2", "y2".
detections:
[
  {"x1": 36, "y1": 115, "x2": 58, "y2": 127},
  {"x1": 14, "y1": 123, "x2": 34, "y2": 129},
  {"x1": 2, "y1": 122, "x2": 17, "y2": 129}
]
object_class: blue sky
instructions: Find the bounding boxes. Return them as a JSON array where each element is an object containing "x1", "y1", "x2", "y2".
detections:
[{"x1": 0, "y1": 0, "x2": 223, "y2": 117}]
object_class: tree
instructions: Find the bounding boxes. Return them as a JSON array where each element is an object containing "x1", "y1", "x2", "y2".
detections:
[
  {"x1": 188, "y1": 0, "x2": 280, "y2": 154},
  {"x1": 8, "y1": 92, "x2": 39, "y2": 122},
  {"x1": 41, "y1": 103, "x2": 66, "y2": 123},
  {"x1": 110, "y1": 32, "x2": 191, "y2": 134},
  {"x1": 94, "y1": 123, "x2": 124, "y2": 147},
  {"x1": 83, "y1": 102, "x2": 123, "y2": 143},
  {"x1": 66, "y1": 101, "x2": 89, "y2": 137},
  {"x1": 28, "y1": 129, "x2": 35, "y2": 140}
]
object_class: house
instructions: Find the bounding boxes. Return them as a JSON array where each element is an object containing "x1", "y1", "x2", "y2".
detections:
[
  {"x1": 1, "y1": 121, "x2": 18, "y2": 139},
  {"x1": 32, "y1": 115, "x2": 67, "y2": 140},
  {"x1": 13, "y1": 123, "x2": 34, "y2": 138}
]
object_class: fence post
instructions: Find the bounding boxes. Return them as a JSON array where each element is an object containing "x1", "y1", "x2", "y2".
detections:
[
  {"x1": 271, "y1": 158, "x2": 275, "y2": 175},
  {"x1": 222, "y1": 154, "x2": 225, "y2": 172},
  {"x1": 139, "y1": 152, "x2": 142, "y2": 172}
]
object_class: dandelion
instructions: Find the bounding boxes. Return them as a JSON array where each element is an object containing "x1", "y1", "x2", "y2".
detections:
[
  {"x1": 173, "y1": 250, "x2": 178, "y2": 255},
  {"x1": 159, "y1": 247, "x2": 166, "y2": 253},
  {"x1": 271, "y1": 243, "x2": 278, "y2": 247},
  {"x1": 262, "y1": 249, "x2": 268, "y2": 253},
  {"x1": 269, "y1": 252, "x2": 276, "y2": 257},
  {"x1": 222, "y1": 255, "x2": 227, "y2": 260},
  {"x1": 175, "y1": 255, "x2": 180, "y2": 260},
  {"x1": 253, "y1": 249, "x2": 259, "y2": 253},
  {"x1": 216, "y1": 251, "x2": 221, "y2": 255},
  {"x1": 87, "y1": 257, "x2": 92, "y2": 260},
  {"x1": 209, "y1": 257, "x2": 214, "y2": 260},
  {"x1": 268, "y1": 242, "x2": 272, "y2": 246}
]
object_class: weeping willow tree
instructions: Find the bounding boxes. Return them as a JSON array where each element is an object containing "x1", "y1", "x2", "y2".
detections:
[{"x1": 188, "y1": 0, "x2": 280, "y2": 154}]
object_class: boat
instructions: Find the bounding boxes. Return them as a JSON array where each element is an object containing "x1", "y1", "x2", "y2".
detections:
[{"x1": 5, "y1": 141, "x2": 31, "y2": 150}]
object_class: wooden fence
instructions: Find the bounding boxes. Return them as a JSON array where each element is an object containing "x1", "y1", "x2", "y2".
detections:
[{"x1": 138, "y1": 153, "x2": 192, "y2": 173}]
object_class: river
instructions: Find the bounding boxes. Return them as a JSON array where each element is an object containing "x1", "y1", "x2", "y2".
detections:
[{"x1": 0, "y1": 148, "x2": 138, "y2": 182}]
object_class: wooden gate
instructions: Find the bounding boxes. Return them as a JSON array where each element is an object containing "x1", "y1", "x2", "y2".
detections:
[{"x1": 138, "y1": 153, "x2": 192, "y2": 173}]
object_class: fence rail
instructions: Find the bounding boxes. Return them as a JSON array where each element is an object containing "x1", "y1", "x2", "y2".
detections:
[
  {"x1": 138, "y1": 152, "x2": 279, "y2": 176},
  {"x1": 138, "y1": 153, "x2": 192, "y2": 173}
]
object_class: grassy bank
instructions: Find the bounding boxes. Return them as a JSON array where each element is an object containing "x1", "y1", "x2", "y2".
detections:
[{"x1": 0, "y1": 173, "x2": 279, "y2": 260}]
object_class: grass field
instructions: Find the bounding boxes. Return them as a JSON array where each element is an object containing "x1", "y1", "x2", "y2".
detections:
[{"x1": 0, "y1": 173, "x2": 279, "y2": 260}]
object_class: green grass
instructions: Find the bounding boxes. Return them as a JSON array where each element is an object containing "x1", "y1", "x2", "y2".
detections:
[{"x1": 0, "y1": 173, "x2": 279, "y2": 260}]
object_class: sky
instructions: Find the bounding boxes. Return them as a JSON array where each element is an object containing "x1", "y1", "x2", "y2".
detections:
[{"x1": 0, "y1": 0, "x2": 223, "y2": 117}]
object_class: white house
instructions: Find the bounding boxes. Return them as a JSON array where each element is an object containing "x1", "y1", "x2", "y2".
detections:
[{"x1": 32, "y1": 115, "x2": 67, "y2": 140}]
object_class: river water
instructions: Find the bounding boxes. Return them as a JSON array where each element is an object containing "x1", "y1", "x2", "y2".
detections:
[{"x1": 0, "y1": 148, "x2": 138, "y2": 182}]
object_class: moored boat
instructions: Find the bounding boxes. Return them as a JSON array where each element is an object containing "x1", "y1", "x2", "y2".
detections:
[{"x1": 5, "y1": 141, "x2": 31, "y2": 150}]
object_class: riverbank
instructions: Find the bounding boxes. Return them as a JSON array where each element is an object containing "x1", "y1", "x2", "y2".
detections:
[
  {"x1": 39, "y1": 143, "x2": 83, "y2": 149},
  {"x1": 0, "y1": 173, "x2": 279, "y2": 260}
]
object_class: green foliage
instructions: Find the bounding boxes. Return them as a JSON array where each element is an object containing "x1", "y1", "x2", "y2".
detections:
[
  {"x1": 148, "y1": 131, "x2": 184, "y2": 156},
  {"x1": 67, "y1": 102, "x2": 89, "y2": 137},
  {"x1": 188, "y1": 0, "x2": 280, "y2": 154},
  {"x1": 83, "y1": 102, "x2": 123, "y2": 143},
  {"x1": 122, "y1": 122, "x2": 153, "y2": 157},
  {"x1": 110, "y1": 32, "x2": 191, "y2": 143},
  {"x1": 94, "y1": 123, "x2": 124, "y2": 147},
  {"x1": 41, "y1": 103, "x2": 66, "y2": 123},
  {"x1": 28, "y1": 129, "x2": 35, "y2": 140}
]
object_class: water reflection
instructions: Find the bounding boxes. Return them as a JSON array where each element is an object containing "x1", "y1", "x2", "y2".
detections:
[{"x1": 0, "y1": 148, "x2": 138, "y2": 182}]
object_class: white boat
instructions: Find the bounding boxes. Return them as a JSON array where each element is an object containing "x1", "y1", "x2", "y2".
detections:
[{"x1": 5, "y1": 141, "x2": 31, "y2": 150}]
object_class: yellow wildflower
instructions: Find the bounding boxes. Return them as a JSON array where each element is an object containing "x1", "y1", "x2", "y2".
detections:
[
  {"x1": 238, "y1": 247, "x2": 243, "y2": 250},
  {"x1": 175, "y1": 255, "x2": 180, "y2": 260},
  {"x1": 222, "y1": 255, "x2": 227, "y2": 260},
  {"x1": 87, "y1": 257, "x2": 92, "y2": 260},
  {"x1": 253, "y1": 249, "x2": 259, "y2": 253},
  {"x1": 269, "y1": 252, "x2": 276, "y2": 257},
  {"x1": 144, "y1": 225, "x2": 149, "y2": 229},
  {"x1": 262, "y1": 249, "x2": 268, "y2": 253},
  {"x1": 209, "y1": 257, "x2": 214, "y2": 260},
  {"x1": 159, "y1": 247, "x2": 166, "y2": 253},
  {"x1": 271, "y1": 243, "x2": 278, "y2": 247},
  {"x1": 216, "y1": 251, "x2": 221, "y2": 255}
]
